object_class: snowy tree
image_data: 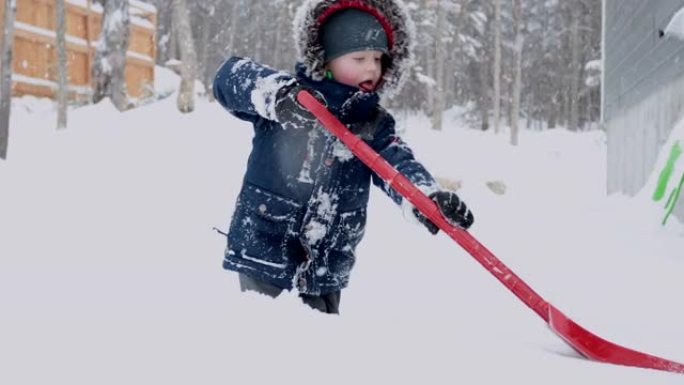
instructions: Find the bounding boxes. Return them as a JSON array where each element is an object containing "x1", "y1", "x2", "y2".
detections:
[
  {"x1": 150, "y1": 0, "x2": 173, "y2": 65},
  {"x1": 431, "y1": 0, "x2": 446, "y2": 131},
  {"x1": 226, "y1": 0, "x2": 243, "y2": 56},
  {"x1": 492, "y1": 0, "x2": 502, "y2": 134},
  {"x1": 397, "y1": 0, "x2": 436, "y2": 113},
  {"x1": 509, "y1": 0, "x2": 523, "y2": 145},
  {"x1": 194, "y1": 1, "x2": 216, "y2": 101},
  {"x1": 132, "y1": 0, "x2": 601, "y2": 128},
  {"x1": 0, "y1": 0, "x2": 15, "y2": 160},
  {"x1": 91, "y1": 0, "x2": 130, "y2": 111},
  {"x1": 56, "y1": 0, "x2": 68, "y2": 129},
  {"x1": 568, "y1": 2, "x2": 581, "y2": 131},
  {"x1": 470, "y1": 1, "x2": 492, "y2": 131},
  {"x1": 172, "y1": 0, "x2": 199, "y2": 113}
]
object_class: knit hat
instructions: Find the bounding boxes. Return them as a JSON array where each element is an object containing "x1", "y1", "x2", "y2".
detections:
[{"x1": 320, "y1": 8, "x2": 389, "y2": 62}]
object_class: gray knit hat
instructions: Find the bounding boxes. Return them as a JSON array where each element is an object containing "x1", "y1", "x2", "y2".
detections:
[{"x1": 320, "y1": 8, "x2": 389, "y2": 62}]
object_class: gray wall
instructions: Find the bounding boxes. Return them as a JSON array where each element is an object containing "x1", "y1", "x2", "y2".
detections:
[
  {"x1": 604, "y1": 0, "x2": 684, "y2": 121},
  {"x1": 604, "y1": 0, "x2": 684, "y2": 222}
]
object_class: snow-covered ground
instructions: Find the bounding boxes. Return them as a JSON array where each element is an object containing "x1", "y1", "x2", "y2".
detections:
[{"x1": 1, "y1": 92, "x2": 683, "y2": 384}]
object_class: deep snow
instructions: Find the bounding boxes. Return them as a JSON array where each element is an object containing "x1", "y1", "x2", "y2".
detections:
[{"x1": 1, "y1": 91, "x2": 683, "y2": 384}]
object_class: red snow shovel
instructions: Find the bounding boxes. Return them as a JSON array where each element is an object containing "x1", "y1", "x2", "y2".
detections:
[{"x1": 297, "y1": 90, "x2": 684, "y2": 374}]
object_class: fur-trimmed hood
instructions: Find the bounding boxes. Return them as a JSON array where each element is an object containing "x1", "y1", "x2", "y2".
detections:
[{"x1": 293, "y1": 0, "x2": 415, "y2": 98}]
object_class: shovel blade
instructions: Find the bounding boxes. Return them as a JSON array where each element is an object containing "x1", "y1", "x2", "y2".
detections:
[{"x1": 548, "y1": 304, "x2": 684, "y2": 373}]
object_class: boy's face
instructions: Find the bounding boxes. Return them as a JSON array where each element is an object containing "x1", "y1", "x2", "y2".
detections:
[{"x1": 327, "y1": 50, "x2": 384, "y2": 92}]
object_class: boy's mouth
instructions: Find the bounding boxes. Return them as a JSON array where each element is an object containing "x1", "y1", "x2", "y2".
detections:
[{"x1": 359, "y1": 80, "x2": 375, "y2": 92}]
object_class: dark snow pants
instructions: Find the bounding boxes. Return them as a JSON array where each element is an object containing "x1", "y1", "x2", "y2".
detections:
[{"x1": 238, "y1": 273, "x2": 341, "y2": 314}]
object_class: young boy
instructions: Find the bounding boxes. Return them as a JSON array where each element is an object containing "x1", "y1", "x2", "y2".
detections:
[{"x1": 213, "y1": 0, "x2": 474, "y2": 314}]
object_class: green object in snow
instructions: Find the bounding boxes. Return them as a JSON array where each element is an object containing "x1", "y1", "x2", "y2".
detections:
[
  {"x1": 662, "y1": 170, "x2": 684, "y2": 225},
  {"x1": 653, "y1": 141, "x2": 682, "y2": 202}
]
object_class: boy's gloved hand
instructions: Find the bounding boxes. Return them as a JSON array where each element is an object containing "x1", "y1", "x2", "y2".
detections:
[
  {"x1": 274, "y1": 83, "x2": 326, "y2": 131},
  {"x1": 414, "y1": 191, "x2": 474, "y2": 234}
]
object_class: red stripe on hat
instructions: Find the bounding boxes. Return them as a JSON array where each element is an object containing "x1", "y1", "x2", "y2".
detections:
[{"x1": 316, "y1": 1, "x2": 395, "y2": 50}]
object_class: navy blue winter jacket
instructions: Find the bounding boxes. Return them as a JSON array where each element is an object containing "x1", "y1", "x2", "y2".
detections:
[{"x1": 213, "y1": 57, "x2": 437, "y2": 295}]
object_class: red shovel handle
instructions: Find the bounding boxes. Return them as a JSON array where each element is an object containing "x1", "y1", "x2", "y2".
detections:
[
  {"x1": 297, "y1": 90, "x2": 550, "y2": 321},
  {"x1": 296, "y1": 90, "x2": 684, "y2": 374}
]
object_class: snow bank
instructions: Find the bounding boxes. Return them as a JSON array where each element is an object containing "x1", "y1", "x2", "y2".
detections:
[{"x1": 1, "y1": 96, "x2": 682, "y2": 385}]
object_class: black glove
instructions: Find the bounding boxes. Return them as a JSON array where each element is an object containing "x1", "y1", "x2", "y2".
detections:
[
  {"x1": 414, "y1": 191, "x2": 474, "y2": 234},
  {"x1": 274, "y1": 83, "x2": 326, "y2": 131}
]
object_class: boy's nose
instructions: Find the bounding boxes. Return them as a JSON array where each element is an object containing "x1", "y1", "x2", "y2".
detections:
[{"x1": 365, "y1": 61, "x2": 380, "y2": 72}]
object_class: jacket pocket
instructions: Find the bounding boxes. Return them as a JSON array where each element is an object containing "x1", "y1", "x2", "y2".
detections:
[
  {"x1": 328, "y1": 207, "x2": 367, "y2": 277},
  {"x1": 228, "y1": 184, "x2": 302, "y2": 270}
]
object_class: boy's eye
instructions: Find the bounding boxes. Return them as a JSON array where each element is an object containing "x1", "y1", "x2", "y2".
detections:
[{"x1": 354, "y1": 58, "x2": 364, "y2": 62}]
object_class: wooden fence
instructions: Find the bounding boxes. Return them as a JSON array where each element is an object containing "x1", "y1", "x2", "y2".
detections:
[{"x1": 0, "y1": 0, "x2": 156, "y2": 104}]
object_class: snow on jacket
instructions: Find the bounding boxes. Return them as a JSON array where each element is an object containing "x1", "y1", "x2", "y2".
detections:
[{"x1": 213, "y1": 0, "x2": 437, "y2": 295}]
